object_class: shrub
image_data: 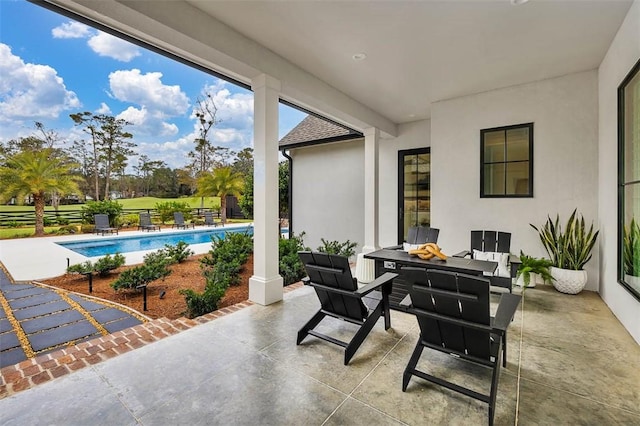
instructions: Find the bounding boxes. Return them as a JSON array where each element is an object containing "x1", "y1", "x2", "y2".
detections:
[
  {"x1": 183, "y1": 230, "x2": 253, "y2": 317},
  {"x1": 81, "y1": 200, "x2": 123, "y2": 226},
  {"x1": 154, "y1": 201, "x2": 192, "y2": 223},
  {"x1": 120, "y1": 213, "x2": 139, "y2": 228},
  {"x1": 279, "y1": 232, "x2": 309, "y2": 286},
  {"x1": 164, "y1": 241, "x2": 194, "y2": 264},
  {"x1": 57, "y1": 217, "x2": 70, "y2": 226},
  {"x1": 5, "y1": 220, "x2": 20, "y2": 228},
  {"x1": 316, "y1": 238, "x2": 358, "y2": 258},
  {"x1": 56, "y1": 225, "x2": 78, "y2": 235},
  {"x1": 81, "y1": 224, "x2": 95, "y2": 234},
  {"x1": 111, "y1": 267, "x2": 149, "y2": 291},
  {"x1": 111, "y1": 250, "x2": 171, "y2": 291},
  {"x1": 43, "y1": 217, "x2": 55, "y2": 227},
  {"x1": 180, "y1": 267, "x2": 230, "y2": 318},
  {"x1": 142, "y1": 250, "x2": 172, "y2": 272},
  {"x1": 200, "y1": 231, "x2": 253, "y2": 273},
  {"x1": 94, "y1": 253, "x2": 125, "y2": 276},
  {"x1": 67, "y1": 261, "x2": 93, "y2": 275}
]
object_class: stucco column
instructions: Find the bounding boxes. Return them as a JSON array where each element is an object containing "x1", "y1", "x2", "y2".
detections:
[
  {"x1": 249, "y1": 74, "x2": 283, "y2": 305},
  {"x1": 362, "y1": 127, "x2": 380, "y2": 253}
]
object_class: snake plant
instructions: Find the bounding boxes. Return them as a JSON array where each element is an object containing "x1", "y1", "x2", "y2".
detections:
[
  {"x1": 623, "y1": 218, "x2": 640, "y2": 276},
  {"x1": 530, "y1": 209, "x2": 599, "y2": 270}
]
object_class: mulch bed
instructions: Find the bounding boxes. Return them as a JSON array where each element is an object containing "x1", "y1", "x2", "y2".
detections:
[{"x1": 41, "y1": 253, "x2": 252, "y2": 320}]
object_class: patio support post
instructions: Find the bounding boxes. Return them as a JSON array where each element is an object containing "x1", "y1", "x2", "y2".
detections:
[
  {"x1": 249, "y1": 74, "x2": 284, "y2": 305},
  {"x1": 362, "y1": 127, "x2": 380, "y2": 253}
]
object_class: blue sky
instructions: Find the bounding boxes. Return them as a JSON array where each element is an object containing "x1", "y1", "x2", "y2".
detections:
[{"x1": 0, "y1": 0, "x2": 306, "y2": 169}]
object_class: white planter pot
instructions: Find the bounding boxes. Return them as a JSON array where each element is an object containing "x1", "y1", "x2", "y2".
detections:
[
  {"x1": 515, "y1": 273, "x2": 537, "y2": 288},
  {"x1": 550, "y1": 267, "x2": 587, "y2": 294}
]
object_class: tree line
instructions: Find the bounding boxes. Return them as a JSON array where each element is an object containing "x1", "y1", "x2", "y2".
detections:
[{"x1": 0, "y1": 93, "x2": 290, "y2": 236}]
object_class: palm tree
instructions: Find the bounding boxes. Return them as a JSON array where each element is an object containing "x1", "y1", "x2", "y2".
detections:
[
  {"x1": 196, "y1": 167, "x2": 243, "y2": 224},
  {"x1": 0, "y1": 149, "x2": 82, "y2": 236}
]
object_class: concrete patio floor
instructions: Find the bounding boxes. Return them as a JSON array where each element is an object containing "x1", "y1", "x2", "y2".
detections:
[{"x1": 0, "y1": 283, "x2": 638, "y2": 425}]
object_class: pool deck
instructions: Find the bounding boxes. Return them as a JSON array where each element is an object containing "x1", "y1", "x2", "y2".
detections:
[{"x1": 0, "y1": 224, "x2": 251, "y2": 282}]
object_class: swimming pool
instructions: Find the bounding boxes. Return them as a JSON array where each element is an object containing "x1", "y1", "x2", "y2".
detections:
[{"x1": 57, "y1": 226, "x2": 253, "y2": 257}]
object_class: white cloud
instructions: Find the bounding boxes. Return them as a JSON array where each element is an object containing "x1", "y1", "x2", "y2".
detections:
[
  {"x1": 117, "y1": 105, "x2": 147, "y2": 126},
  {"x1": 52, "y1": 21, "x2": 91, "y2": 39},
  {"x1": 135, "y1": 136, "x2": 193, "y2": 169},
  {"x1": 118, "y1": 80, "x2": 254, "y2": 170},
  {"x1": 109, "y1": 69, "x2": 190, "y2": 117},
  {"x1": 213, "y1": 128, "x2": 250, "y2": 147},
  {"x1": 116, "y1": 106, "x2": 178, "y2": 138},
  {"x1": 107, "y1": 69, "x2": 188, "y2": 139},
  {"x1": 0, "y1": 43, "x2": 80, "y2": 122},
  {"x1": 160, "y1": 122, "x2": 179, "y2": 137},
  {"x1": 88, "y1": 32, "x2": 141, "y2": 62},
  {"x1": 132, "y1": 83, "x2": 254, "y2": 169},
  {"x1": 211, "y1": 88, "x2": 253, "y2": 129},
  {"x1": 189, "y1": 82, "x2": 253, "y2": 152},
  {"x1": 96, "y1": 102, "x2": 111, "y2": 114},
  {"x1": 53, "y1": 21, "x2": 140, "y2": 63}
]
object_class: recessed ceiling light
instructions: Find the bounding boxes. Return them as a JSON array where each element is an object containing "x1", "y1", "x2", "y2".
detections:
[
  {"x1": 510, "y1": 0, "x2": 529, "y2": 5},
  {"x1": 352, "y1": 53, "x2": 367, "y2": 61}
]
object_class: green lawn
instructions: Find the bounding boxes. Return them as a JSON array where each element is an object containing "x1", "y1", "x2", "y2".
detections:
[
  {"x1": 0, "y1": 196, "x2": 221, "y2": 212},
  {"x1": 0, "y1": 226, "x2": 62, "y2": 239}
]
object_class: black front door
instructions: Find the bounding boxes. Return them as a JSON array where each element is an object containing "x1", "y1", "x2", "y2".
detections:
[{"x1": 398, "y1": 148, "x2": 431, "y2": 244}]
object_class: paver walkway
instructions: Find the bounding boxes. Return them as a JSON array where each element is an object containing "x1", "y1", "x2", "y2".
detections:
[{"x1": 0, "y1": 265, "x2": 146, "y2": 368}]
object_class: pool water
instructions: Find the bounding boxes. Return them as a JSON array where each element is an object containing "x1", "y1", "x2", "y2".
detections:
[{"x1": 58, "y1": 226, "x2": 253, "y2": 257}]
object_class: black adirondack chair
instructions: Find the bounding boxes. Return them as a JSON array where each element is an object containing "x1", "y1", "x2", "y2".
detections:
[
  {"x1": 297, "y1": 251, "x2": 397, "y2": 365},
  {"x1": 386, "y1": 226, "x2": 440, "y2": 250},
  {"x1": 94, "y1": 214, "x2": 118, "y2": 235},
  {"x1": 138, "y1": 212, "x2": 160, "y2": 232},
  {"x1": 454, "y1": 230, "x2": 519, "y2": 293},
  {"x1": 172, "y1": 212, "x2": 195, "y2": 229},
  {"x1": 407, "y1": 226, "x2": 440, "y2": 245},
  {"x1": 400, "y1": 268, "x2": 521, "y2": 426}
]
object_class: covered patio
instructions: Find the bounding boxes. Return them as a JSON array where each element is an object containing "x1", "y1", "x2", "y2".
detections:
[
  {"x1": 1, "y1": 285, "x2": 638, "y2": 424},
  {"x1": 34, "y1": 0, "x2": 640, "y2": 344},
  {"x1": 2, "y1": 1, "x2": 638, "y2": 423}
]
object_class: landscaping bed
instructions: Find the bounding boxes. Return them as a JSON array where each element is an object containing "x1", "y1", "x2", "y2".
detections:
[{"x1": 41, "y1": 253, "x2": 252, "y2": 320}]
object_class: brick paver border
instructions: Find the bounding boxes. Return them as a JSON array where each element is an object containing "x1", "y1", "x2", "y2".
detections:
[{"x1": 0, "y1": 282, "x2": 303, "y2": 399}]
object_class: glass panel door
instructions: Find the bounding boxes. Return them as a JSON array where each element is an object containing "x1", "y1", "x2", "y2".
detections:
[{"x1": 398, "y1": 148, "x2": 431, "y2": 243}]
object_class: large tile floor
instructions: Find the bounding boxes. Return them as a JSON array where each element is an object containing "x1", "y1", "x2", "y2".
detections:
[{"x1": 0, "y1": 284, "x2": 638, "y2": 425}]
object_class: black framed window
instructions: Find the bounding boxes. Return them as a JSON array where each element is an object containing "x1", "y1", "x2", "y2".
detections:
[
  {"x1": 480, "y1": 123, "x2": 533, "y2": 197},
  {"x1": 618, "y1": 58, "x2": 640, "y2": 302}
]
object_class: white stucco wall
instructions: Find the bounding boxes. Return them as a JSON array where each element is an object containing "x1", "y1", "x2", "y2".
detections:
[
  {"x1": 289, "y1": 119, "x2": 431, "y2": 253},
  {"x1": 598, "y1": 0, "x2": 640, "y2": 343},
  {"x1": 430, "y1": 70, "x2": 600, "y2": 290},
  {"x1": 378, "y1": 120, "x2": 432, "y2": 246},
  {"x1": 289, "y1": 140, "x2": 365, "y2": 254}
]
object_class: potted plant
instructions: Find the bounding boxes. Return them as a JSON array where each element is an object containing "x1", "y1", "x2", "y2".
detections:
[
  {"x1": 515, "y1": 251, "x2": 554, "y2": 289},
  {"x1": 530, "y1": 209, "x2": 599, "y2": 294}
]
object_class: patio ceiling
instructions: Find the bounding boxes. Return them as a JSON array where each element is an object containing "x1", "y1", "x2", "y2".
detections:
[
  {"x1": 185, "y1": 0, "x2": 632, "y2": 123},
  {"x1": 43, "y1": 0, "x2": 632, "y2": 133}
]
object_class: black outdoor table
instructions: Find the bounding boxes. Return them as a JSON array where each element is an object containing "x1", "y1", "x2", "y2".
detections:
[{"x1": 364, "y1": 248, "x2": 498, "y2": 310}]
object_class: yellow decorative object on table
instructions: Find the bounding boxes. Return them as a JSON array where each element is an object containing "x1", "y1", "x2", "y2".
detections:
[{"x1": 408, "y1": 243, "x2": 448, "y2": 260}]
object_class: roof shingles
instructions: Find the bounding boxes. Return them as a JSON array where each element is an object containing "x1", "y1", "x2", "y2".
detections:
[{"x1": 279, "y1": 115, "x2": 360, "y2": 148}]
